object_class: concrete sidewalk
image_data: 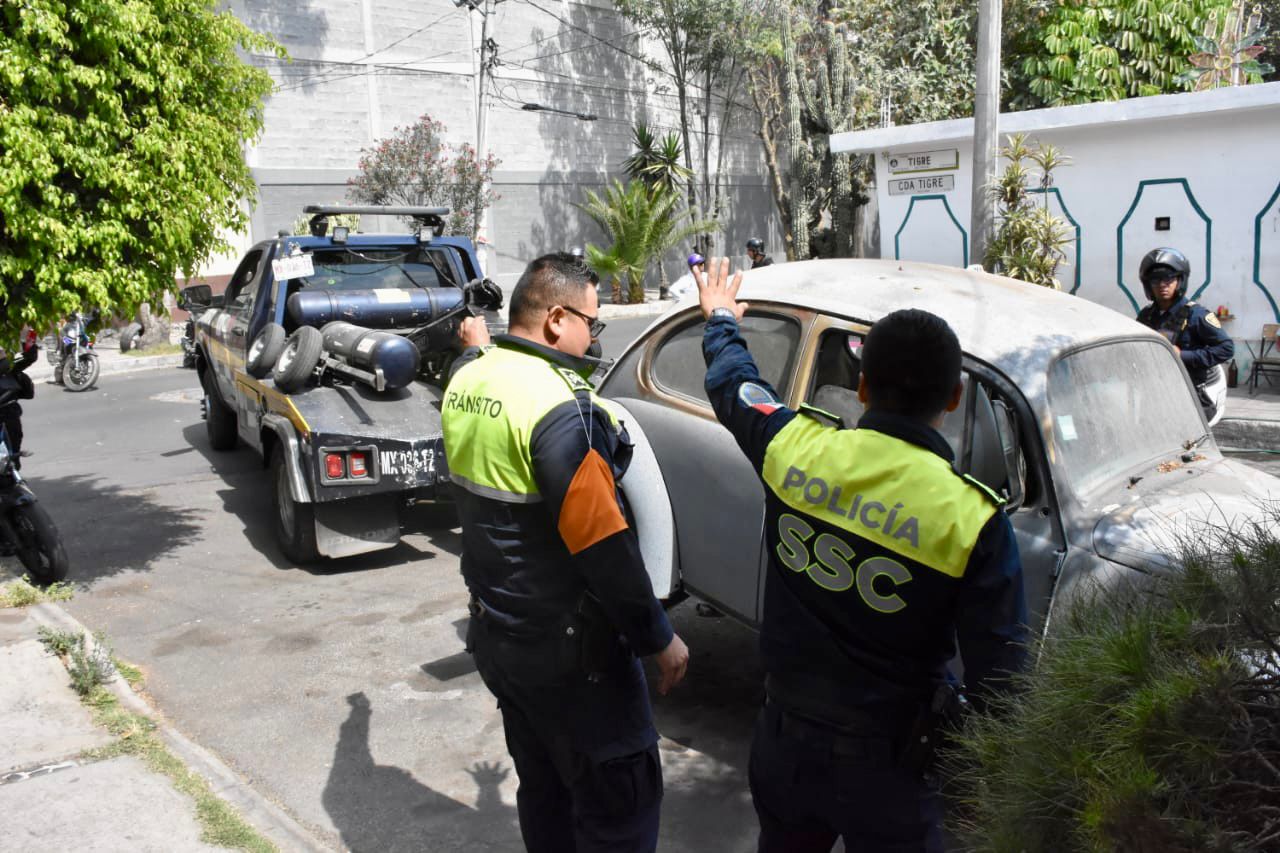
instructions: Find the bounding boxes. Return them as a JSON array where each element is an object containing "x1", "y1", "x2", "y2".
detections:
[
  {"x1": 0, "y1": 602, "x2": 325, "y2": 852},
  {"x1": 25, "y1": 341, "x2": 185, "y2": 386},
  {"x1": 1213, "y1": 385, "x2": 1280, "y2": 451}
]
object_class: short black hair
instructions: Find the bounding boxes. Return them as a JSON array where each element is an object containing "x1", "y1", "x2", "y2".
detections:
[
  {"x1": 508, "y1": 252, "x2": 598, "y2": 328},
  {"x1": 860, "y1": 308, "x2": 960, "y2": 419}
]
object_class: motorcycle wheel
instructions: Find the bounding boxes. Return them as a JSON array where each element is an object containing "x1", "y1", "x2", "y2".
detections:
[
  {"x1": 12, "y1": 503, "x2": 70, "y2": 584},
  {"x1": 64, "y1": 354, "x2": 100, "y2": 391}
]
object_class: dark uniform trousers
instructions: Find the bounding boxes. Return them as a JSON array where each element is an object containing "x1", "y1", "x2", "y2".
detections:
[
  {"x1": 749, "y1": 700, "x2": 944, "y2": 853},
  {"x1": 468, "y1": 614, "x2": 662, "y2": 853}
]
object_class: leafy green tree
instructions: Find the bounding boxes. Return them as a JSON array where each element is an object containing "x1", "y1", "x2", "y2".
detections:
[
  {"x1": 346, "y1": 115, "x2": 499, "y2": 239},
  {"x1": 0, "y1": 0, "x2": 278, "y2": 344},
  {"x1": 577, "y1": 180, "x2": 716, "y2": 304},
  {"x1": 984, "y1": 134, "x2": 1075, "y2": 289},
  {"x1": 1008, "y1": 0, "x2": 1236, "y2": 108}
]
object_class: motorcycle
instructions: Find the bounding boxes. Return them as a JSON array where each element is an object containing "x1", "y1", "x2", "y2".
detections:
[
  {"x1": 46, "y1": 312, "x2": 100, "y2": 392},
  {"x1": 0, "y1": 408, "x2": 68, "y2": 584}
]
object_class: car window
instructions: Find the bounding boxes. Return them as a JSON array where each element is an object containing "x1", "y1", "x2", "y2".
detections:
[
  {"x1": 651, "y1": 312, "x2": 801, "y2": 405},
  {"x1": 1048, "y1": 339, "x2": 1204, "y2": 499},
  {"x1": 803, "y1": 328, "x2": 1030, "y2": 505},
  {"x1": 291, "y1": 247, "x2": 457, "y2": 292},
  {"x1": 224, "y1": 249, "x2": 264, "y2": 311}
]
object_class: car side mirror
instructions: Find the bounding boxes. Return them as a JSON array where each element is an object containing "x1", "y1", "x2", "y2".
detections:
[
  {"x1": 990, "y1": 398, "x2": 1026, "y2": 512},
  {"x1": 180, "y1": 284, "x2": 213, "y2": 309}
]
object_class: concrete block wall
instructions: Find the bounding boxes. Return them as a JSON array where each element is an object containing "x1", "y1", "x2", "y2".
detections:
[{"x1": 209, "y1": 0, "x2": 781, "y2": 293}]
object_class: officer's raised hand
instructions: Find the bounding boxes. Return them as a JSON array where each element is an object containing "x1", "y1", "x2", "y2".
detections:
[
  {"x1": 697, "y1": 257, "x2": 748, "y2": 322},
  {"x1": 654, "y1": 633, "x2": 689, "y2": 695}
]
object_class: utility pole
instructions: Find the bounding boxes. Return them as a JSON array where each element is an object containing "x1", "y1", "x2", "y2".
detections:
[
  {"x1": 970, "y1": 0, "x2": 1001, "y2": 268},
  {"x1": 475, "y1": 0, "x2": 493, "y2": 177}
]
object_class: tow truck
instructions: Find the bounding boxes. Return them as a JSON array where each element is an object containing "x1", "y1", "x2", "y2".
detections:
[{"x1": 182, "y1": 205, "x2": 503, "y2": 562}]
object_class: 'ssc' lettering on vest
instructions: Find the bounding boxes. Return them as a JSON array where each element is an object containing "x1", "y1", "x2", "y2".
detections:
[
  {"x1": 780, "y1": 466, "x2": 920, "y2": 548},
  {"x1": 776, "y1": 514, "x2": 913, "y2": 610},
  {"x1": 444, "y1": 390, "x2": 504, "y2": 418}
]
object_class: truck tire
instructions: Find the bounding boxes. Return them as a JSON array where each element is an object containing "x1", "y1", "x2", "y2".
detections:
[
  {"x1": 203, "y1": 374, "x2": 238, "y2": 451},
  {"x1": 246, "y1": 323, "x2": 287, "y2": 379},
  {"x1": 119, "y1": 323, "x2": 143, "y2": 353},
  {"x1": 271, "y1": 442, "x2": 319, "y2": 564},
  {"x1": 272, "y1": 326, "x2": 323, "y2": 393}
]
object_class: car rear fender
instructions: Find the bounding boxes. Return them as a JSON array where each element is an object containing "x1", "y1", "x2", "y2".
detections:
[
  {"x1": 598, "y1": 398, "x2": 678, "y2": 598},
  {"x1": 262, "y1": 413, "x2": 311, "y2": 503}
]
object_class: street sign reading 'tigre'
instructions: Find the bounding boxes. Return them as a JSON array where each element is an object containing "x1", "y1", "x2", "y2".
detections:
[{"x1": 886, "y1": 149, "x2": 959, "y2": 174}]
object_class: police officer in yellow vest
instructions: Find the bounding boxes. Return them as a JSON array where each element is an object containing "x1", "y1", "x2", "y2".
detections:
[
  {"x1": 696, "y1": 259, "x2": 1027, "y2": 852},
  {"x1": 443, "y1": 252, "x2": 689, "y2": 853}
]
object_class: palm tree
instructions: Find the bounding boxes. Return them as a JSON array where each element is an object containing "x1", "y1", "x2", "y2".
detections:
[
  {"x1": 577, "y1": 180, "x2": 717, "y2": 304},
  {"x1": 621, "y1": 123, "x2": 694, "y2": 196}
]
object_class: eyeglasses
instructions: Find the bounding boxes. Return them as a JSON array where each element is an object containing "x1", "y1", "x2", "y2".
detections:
[{"x1": 559, "y1": 304, "x2": 607, "y2": 338}]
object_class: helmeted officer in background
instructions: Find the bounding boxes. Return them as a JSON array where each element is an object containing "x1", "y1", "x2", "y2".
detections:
[
  {"x1": 1136, "y1": 247, "x2": 1233, "y2": 423},
  {"x1": 696, "y1": 259, "x2": 1027, "y2": 852},
  {"x1": 442, "y1": 252, "x2": 689, "y2": 853},
  {"x1": 745, "y1": 238, "x2": 774, "y2": 269}
]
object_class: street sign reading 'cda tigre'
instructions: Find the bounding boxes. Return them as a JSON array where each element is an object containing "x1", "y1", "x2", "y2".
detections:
[{"x1": 887, "y1": 175, "x2": 955, "y2": 196}]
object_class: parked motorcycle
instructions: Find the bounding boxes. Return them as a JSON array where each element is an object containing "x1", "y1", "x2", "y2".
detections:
[
  {"x1": 46, "y1": 312, "x2": 100, "y2": 391},
  {"x1": 0, "y1": 413, "x2": 68, "y2": 584}
]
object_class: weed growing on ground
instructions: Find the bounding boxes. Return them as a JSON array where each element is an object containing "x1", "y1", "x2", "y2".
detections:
[
  {"x1": 81, "y1": 687, "x2": 276, "y2": 852},
  {"x1": 67, "y1": 633, "x2": 116, "y2": 696},
  {"x1": 112, "y1": 656, "x2": 144, "y2": 690},
  {"x1": 36, "y1": 625, "x2": 80, "y2": 657},
  {"x1": 0, "y1": 575, "x2": 73, "y2": 607}
]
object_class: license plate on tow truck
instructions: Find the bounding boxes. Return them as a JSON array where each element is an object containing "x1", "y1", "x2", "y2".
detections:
[{"x1": 379, "y1": 444, "x2": 443, "y2": 483}]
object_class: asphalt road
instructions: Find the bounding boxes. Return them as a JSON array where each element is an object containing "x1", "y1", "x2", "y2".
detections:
[{"x1": 7, "y1": 317, "x2": 768, "y2": 852}]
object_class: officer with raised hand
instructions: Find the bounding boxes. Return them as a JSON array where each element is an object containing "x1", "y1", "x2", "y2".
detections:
[
  {"x1": 442, "y1": 252, "x2": 689, "y2": 853},
  {"x1": 696, "y1": 258, "x2": 1027, "y2": 852}
]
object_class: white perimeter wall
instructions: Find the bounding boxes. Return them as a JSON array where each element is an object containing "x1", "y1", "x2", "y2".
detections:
[{"x1": 832, "y1": 83, "x2": 1280, "y2": 365}]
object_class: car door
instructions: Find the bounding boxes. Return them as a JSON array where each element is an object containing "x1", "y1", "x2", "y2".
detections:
[
  {"x1": 603, "y1": 306, "x2": 810, "y2": 623},
  {"x1": 798, "y1": 315, "x2": 1067, "y2": 633}
]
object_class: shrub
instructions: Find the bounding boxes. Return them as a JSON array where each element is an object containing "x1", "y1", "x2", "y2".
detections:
[{"x1": 945, "y1": 515, "x2": 1280, "y2": 851}]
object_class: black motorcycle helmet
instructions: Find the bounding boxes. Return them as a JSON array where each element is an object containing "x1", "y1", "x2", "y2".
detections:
[
  {"x1": 1139, "y1": 247, "x2": 1191, "y2": 301},
  {"x1": 746, "y1": 238, "x2": 765, "y2": 253}
]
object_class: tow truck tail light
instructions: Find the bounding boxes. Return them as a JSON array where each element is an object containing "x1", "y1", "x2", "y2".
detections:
[
  {"x1": 349, "y1": 452, "x2": 368, "y2": 478},
  {"x1": 325, "y1": 453, "x2": 345, "y2": 479}
]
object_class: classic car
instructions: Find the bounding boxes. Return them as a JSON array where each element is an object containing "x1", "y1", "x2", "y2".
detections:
[{"x1": 599, "y1": 259, "x2": 1279, "y2": 635}]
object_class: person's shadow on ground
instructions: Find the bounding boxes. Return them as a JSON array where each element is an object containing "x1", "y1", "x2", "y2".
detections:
[{"x1": 322, "y1": 692, "x2": 521, "y2": 852}]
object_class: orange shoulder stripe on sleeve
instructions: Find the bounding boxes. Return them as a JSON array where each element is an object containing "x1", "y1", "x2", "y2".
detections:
[{"x1": 558, "y1": 448, "x2": 629, "y2": 555}]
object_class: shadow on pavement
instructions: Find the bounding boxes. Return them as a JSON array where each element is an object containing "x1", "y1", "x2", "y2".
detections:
[
  {"x1": 7, "y1": 471, "x2": 201, "y2": 587},
  {"x1": 182, "y1": 423, "x2": 462, "y2": 575},
  {"x1": 322, "y1": 692, "x2": 521, "y2": 852}
]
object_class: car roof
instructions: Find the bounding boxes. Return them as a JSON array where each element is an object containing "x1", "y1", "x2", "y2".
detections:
[{"x1": 734, "y1": 258, "x2": 1160, "y2": 386}]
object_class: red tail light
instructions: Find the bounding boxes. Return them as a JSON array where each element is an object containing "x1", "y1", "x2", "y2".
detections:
[
  {"x1": 349, "y1": 452, "x2": 368, "y2": 477},
  {"x1": 325, "y1": 453, "x2": 345, "y2": 479}
]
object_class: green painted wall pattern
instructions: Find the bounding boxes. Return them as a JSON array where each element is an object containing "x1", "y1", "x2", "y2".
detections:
[
  {"x1": 1115, "y1": 178, "x2": 1211, "y2": 313},
  {"x1": 1253, "y1": 182, "x2": 1280, "y2": 323},
  {"x1": 893, "y1": 194, "x2": 969, "y2": 268}
]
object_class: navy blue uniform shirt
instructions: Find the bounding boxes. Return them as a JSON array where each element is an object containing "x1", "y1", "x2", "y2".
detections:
[{"x1": 1137, "y1": 296, "x2": 1234, "y2": 385}]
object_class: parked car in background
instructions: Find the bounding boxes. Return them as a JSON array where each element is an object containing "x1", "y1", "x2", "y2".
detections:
[{"x1": 599, "y1": 259, "x2": 1280, "y2": 637}]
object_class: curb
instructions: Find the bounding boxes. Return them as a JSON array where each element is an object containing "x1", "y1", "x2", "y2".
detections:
[
  {"x1": 27, "y1": 354, "x2": 186, "y2": 385},
  {"x1": 1213, "y1": 418, "x2": 1280, "y2": 452},
  {"x1": 27, "y1": 603, "x2": 330, "y2": 853},
  {"x1": 598, "y1": 299, "x2": 680, "y2": 320}
]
